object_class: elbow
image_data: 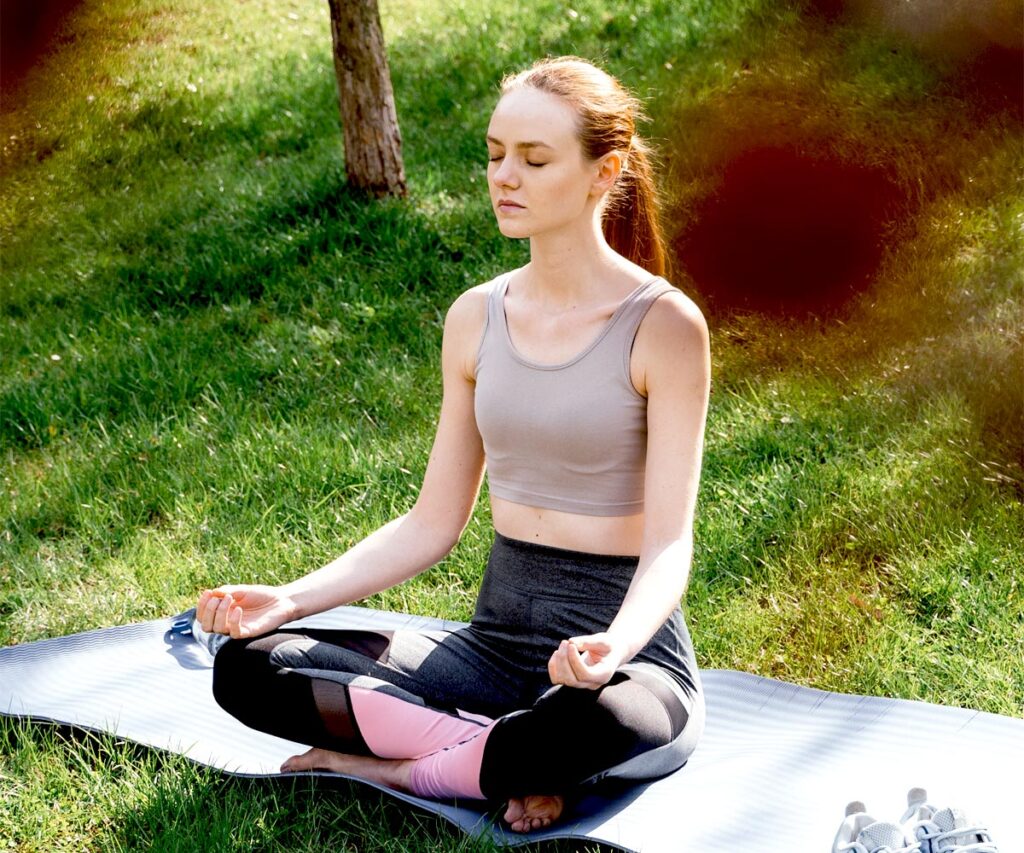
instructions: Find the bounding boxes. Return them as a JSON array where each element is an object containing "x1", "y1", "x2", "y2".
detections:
[
  {"x1": 405, "y1": 503, "x2": 465, "y2": 560},
  {"x1": 434, "y1": 527, "x2": 463, "y2": 559}
]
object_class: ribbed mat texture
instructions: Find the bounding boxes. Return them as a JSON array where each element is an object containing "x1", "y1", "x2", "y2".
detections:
[{"x1": 2, "y1": 606, "x2": 1020, "y2": 852}]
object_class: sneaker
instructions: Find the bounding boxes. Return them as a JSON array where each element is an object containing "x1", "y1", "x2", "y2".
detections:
[
  {"x1": 901, "y1": 788, "x2": 934, "y2": 826},
  {"x1": 833, "y1": 801, "x2": 922, "y2": 853},
  {"x1": 900, "y1": 788, "x2": 999, "y2": 853}
]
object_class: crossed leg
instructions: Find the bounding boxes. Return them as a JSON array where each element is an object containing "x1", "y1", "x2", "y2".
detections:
[{"x1": 212, "y1": 628, "x2": 696, "y2": 831}]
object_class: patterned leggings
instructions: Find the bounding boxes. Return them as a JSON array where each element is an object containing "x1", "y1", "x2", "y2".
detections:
[{"x1": 212, "y1": 533, "x2": 705, "y2": 800}]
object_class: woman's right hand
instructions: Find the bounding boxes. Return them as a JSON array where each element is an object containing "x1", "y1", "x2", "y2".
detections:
[{"x1": 196, "y1": 585, "x2": 299, "y2": 639}]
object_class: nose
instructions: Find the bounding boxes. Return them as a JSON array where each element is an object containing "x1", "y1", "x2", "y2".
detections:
[{"x1": 491, "y1": 157, "x2": 519, "y2": 188}]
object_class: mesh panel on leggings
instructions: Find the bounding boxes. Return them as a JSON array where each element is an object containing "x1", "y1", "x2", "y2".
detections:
[{"x1": 478, "y1": 670, "x2": 685, "y2": 799}]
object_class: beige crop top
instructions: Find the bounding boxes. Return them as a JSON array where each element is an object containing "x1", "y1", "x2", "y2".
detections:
[{"x1": 473, "y1": 271, "x2": 675, "y2": 516}]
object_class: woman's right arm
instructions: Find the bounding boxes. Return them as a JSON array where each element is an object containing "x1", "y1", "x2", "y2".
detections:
[{"x1": 197, "y1": 286, "x2": 489, "y2": 638}]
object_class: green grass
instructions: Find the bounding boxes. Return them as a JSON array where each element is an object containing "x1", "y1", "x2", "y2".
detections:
[
  {"x1": 2, "y1": 0, "x2": 1022, "y2": 849},
  {"x1": 0, "y1": 716, "x2": 516, "y2": 852}
]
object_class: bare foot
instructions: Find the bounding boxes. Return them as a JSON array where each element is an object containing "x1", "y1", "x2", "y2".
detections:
[
  {"x1": 281, "y1": 747, "x2": 413, "y2": 792},
  {"x1": 504, "y1": 794, "x2": 565, "y2": 833}
]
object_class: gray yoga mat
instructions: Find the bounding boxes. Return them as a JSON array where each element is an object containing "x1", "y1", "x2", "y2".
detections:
[{"x1": 1, "y1": 605, "x2": 1021, "y2": 853}]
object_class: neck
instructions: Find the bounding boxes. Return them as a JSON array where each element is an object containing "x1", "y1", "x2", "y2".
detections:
[{"x1": 521, "y1": 207, "x2": 630, "y2": 310}]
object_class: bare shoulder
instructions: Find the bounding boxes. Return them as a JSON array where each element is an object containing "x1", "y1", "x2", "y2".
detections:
[
  {"x1": 442, "y1": 277, "x2": 499, "y2": 380},
  {"x1": 640, "y1": 285, "x2": 709, "y2": 354},
  {"x1": 445, "y1": 280, "x2": 491, "y2": 329},
  {"x1": 632, "y1": 285, "x2": 709, "y2": 396}
]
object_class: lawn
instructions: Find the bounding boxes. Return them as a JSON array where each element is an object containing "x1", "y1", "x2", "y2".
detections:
[{"x1": 1, "y1": 0, "x2": 1021, "y2": 849}]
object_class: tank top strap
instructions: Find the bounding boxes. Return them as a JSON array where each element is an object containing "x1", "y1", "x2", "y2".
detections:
[
  {"x1": 480, "y1": 272, "x2": 672, "y2": 372},
  {"x1": 616, "y1": 277, "x2": 676, "y2": 352},
  {"x1": 486, "y1": 271, "x2": 512, "y2": 333}
]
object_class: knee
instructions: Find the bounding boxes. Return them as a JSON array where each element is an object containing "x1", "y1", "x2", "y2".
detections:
[
  {"x1": 478, "y1": 673, "x2": 691, "y2": 799},
  {"x1": 479, "y1": 685, "x2": 638, "y2": 798},
  {"x1": 534, "y1": 675, "x2": 678, "y2": 754},
  {"x1": 211, "y1": 637, "x2": 272, "y2": 719},
  {"x1": 582, "y1": 668, "x2": 702, "y2": 785}
]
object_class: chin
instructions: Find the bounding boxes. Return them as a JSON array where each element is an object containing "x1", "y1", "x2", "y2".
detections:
[{"x1": 497, "y1": 222, "x2": 531, "y2": 238}]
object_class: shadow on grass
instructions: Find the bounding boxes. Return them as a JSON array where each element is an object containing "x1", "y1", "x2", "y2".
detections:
[
  {"x1": 659, "y1": 47, "x2": 1022, "y2": 466},
  {"x1": 662, "y1": 39, "x2": 1008, "y2": 320},
  {"x1": 2, "y1": 717, "x2": 621, "y2": 853},
  {"x1": 796, "y1": 0, "x2": 1023, "y2": 124},
  {"x1": 1, "y1": 171, "x2": 452, "y2": 321},
  {"x1": 0, "y1": 171, "x2": 459, "y2": 452}
]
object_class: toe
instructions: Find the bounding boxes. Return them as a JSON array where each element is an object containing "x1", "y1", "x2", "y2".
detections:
[
  {"x1": 504, "y1": 798, "x2": 525, "y2": 825},
  {"x1": 281, "y1": 747, "x2": 323, "y2": 773},
  {"x1": 504, "y1": 794, "x2": 563, "y2": 832}
]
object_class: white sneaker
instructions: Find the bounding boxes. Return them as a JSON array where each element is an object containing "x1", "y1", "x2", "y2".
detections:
[
  {"x1": 833, "y1": 801, "x2": 922, "y2": 853},
  {"x1": 900, "y1": 788, "x2": 999, "y2": 853}
]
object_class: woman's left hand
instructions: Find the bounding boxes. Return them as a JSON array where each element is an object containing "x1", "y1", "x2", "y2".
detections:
[{"x1": 547, "y1": 633, "x2": 626, "y2": 689}]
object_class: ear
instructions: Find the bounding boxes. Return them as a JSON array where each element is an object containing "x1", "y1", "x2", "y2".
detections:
[{"x1": 589, "y1": 150, "x2": 626, "y2": 198}]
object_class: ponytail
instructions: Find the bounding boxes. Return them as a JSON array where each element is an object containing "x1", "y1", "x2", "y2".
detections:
[{"x1": 601, "y1": 135, "x2": 669, "y2": 278}]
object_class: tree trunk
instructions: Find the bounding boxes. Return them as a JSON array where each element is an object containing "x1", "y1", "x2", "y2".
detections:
[{"x1": 326, "y1": 0, "x2": 407, "y2": 198}]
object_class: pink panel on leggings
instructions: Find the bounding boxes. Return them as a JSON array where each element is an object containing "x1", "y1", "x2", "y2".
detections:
[
  {"x1": 407, "y1": 725, "x2": 492, "y2": 800},
  {"x1": 348, "y1": 686, "x2": 492, "y2": 761}
]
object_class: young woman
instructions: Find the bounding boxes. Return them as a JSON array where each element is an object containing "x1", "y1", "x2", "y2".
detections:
[{"x1": 197, "y1": 55, "x2": 710, "y2": 833}]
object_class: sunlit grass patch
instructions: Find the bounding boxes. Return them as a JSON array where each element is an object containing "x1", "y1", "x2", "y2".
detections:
[
  {"x1": 1, "y1": 0, "x2": 1021, "y2": 848},
  {"x1": 0, "y1": 717, "x2": 515, "y2": 853}
]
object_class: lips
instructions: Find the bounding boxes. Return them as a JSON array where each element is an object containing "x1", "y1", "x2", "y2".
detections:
[{"x1": 498, "y1": 199, "x2": 524, "y2": 209}]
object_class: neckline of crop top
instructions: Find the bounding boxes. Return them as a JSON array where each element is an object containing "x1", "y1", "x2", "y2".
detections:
[{"x1": 496, "y1": 272, "x2": 665, "y2": 371}]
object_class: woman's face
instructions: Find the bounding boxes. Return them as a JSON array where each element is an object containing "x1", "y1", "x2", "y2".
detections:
[{"x1": 486, "y1": 87, "x2": 604, "y2": 238}]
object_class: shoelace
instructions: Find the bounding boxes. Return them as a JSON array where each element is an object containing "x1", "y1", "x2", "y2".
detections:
[
  {"x1": 839, "y1": 839, "x2": 922, "y2": 853},
  {"x1": 912, "y1": 820, "x2": 998, "y2": 853}
]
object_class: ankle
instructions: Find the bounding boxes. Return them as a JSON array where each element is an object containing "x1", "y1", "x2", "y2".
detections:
[{"x1": 389, "y1": 758, "x2": 415, "y2": 792}]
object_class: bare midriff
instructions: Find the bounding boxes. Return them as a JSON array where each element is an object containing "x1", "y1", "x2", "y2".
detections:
[{"x1": 490, "y1": 495, "x2": 644, "y2": 557}]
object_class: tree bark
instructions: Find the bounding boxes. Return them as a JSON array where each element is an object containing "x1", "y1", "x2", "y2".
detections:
[{"x1": 326, "y1": 0, "x2": 407, "y2": 198}]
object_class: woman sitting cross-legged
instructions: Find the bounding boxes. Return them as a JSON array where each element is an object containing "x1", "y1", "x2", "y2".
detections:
[{"x1": 197, "y1": 54, "x2": 710, "y2": 833}]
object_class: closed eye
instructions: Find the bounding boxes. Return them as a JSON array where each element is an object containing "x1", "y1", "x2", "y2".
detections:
[{"x1": 485, "y1": 153, "x2": 544, "y2": 165}]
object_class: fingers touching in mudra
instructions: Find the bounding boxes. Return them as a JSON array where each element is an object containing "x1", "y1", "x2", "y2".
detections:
[
  {"x1": 196, "y1": 585, "x2": 297, "y2": 638},
  {"x1": 547, "y1": 633, "x2": 624, "y2": 689}
]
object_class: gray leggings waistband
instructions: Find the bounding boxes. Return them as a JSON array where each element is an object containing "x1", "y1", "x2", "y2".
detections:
[
  {"x1": 471, "y1": 532, "x2": 703, "y2": 705},
  {"x1": 486, "y1": 531, "x2": 639, "y2": 602}
]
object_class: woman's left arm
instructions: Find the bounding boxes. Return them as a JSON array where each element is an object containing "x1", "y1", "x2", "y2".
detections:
[{"x1": 549, "y1": 291, "x2": 711, "y2": 689}]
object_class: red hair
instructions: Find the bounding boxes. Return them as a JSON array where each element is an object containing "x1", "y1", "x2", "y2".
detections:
[{"x1": 500, "y1": 56, "x2": 670, "y2": 279}]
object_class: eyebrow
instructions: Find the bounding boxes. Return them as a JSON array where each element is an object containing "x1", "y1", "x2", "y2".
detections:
[{"x1": 486, "y1": 136, "x2": 554, "y2": 150}]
